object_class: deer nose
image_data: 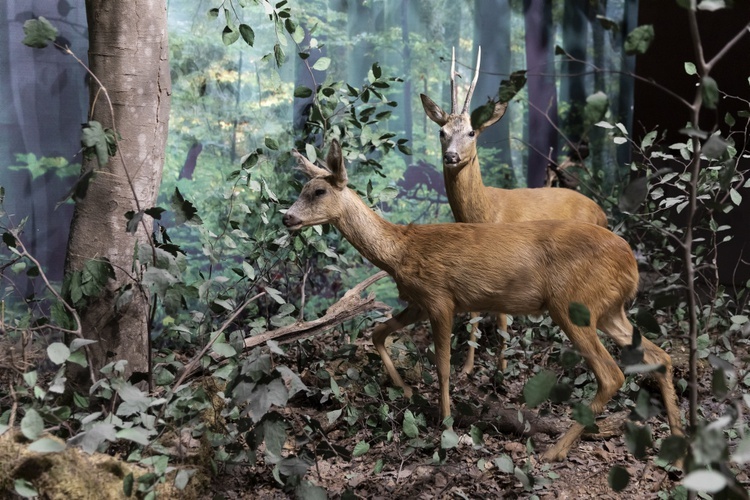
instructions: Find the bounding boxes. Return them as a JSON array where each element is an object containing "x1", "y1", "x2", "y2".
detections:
[
  {"x1": 282, "y1": 213, "x2": 300, "y2": 228},
  {"x1": 444, "y1": 152, "x2": 460, "y2": 164}
]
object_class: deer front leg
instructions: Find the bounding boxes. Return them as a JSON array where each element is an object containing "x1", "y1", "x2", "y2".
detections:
[
  {"x1": 372, "y1": 305, "x2": 428, "y2": 398},
  {"x1": 429, "y1": 305, "x2": 455, "y2": 427},
  {"x1": 496, "y1": 312, "x2": 508, "y2": 371}
]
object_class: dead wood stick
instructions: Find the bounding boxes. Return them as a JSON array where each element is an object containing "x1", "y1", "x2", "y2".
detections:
[{"x1": 243, "y1": 270, "x2": 391, "y2": 350}]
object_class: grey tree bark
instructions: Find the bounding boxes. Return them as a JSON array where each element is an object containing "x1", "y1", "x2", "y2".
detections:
[{"x1": 65, "y1": 0, "x2": 170, "y2": 387}]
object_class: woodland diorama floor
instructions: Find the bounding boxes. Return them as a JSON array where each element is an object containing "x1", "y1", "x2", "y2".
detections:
[{"x1": 207, "y1": 322, "x2": 747, "y2": 499}]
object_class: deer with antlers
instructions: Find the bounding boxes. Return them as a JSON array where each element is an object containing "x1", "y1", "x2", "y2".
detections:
[
  {"x1": 283, "y1": 140, "x2": 682, "y2": 461},
  {"x1": 419, "y1": 48, "x2": 608, "y2": 374}
]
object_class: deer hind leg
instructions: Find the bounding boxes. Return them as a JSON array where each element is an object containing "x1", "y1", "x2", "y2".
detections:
[
  {"x1": 372, "y1": 305, "x2": 428, "y2": 399},
  {"x1": 497, "y1": 312, "x2": 508, "y2": 370},
  {"x1": 461, "y1": 312, "x2": 508, "y2": 375},
  {"x1": 598, "y1": 308, "x2": 683, "y2": 438},
  {"x1": 429, "y1": 305, "x2": 456, "y2": 426},
  {"x1": 542, "y1": 313, "x2": 624, "y2": 462},
  {"x1": 461, "y1": 312, "x2": 480, "y2": 375}
]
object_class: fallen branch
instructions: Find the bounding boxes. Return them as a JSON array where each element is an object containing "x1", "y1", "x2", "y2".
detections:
[{"x1": 243, "y1": 271, "x2": 391, "y2": 349}]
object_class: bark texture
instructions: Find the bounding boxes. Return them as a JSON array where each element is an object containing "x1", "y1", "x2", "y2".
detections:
[{"x1": 65, "y1": 0, "x2": 170, "y2": 385}]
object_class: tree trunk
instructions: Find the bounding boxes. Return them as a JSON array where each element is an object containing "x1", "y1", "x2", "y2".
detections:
[
  {"x1": 523, "y1": 0, "x2": 558, "y2": 188},
  {"x1": 65, "y1": 0, "x2": 170, "y2": 387},
  {"x1": 560, "y1": 0, "x2": 589, "y2": 149},
  {"x1": 474, "y1": 0, "x2": 513, "y2": 186}
]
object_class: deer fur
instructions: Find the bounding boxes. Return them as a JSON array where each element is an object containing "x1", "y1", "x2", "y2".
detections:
[
  {"x1": 420, "y1": 47, "x2": 608, "y2": 374},
  {"x1": 283, "y1": 141, "x2": 682, "y2": 461}
]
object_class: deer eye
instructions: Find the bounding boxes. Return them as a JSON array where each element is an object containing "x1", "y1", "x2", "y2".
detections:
[
  {"x1": 439, "y1": 130, "x2": 446, "y2": 139},
  {"x1": 469, "y1": 130, "x2": 476, "y2": 138},
  {"x1": 314, "y1": 188, "x2": 327, "y2": 197}
]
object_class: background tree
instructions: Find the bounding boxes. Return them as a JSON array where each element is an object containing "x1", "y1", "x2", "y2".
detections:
[{"x1": 64, "y1": 0, "x2": 170, "y2": 387}]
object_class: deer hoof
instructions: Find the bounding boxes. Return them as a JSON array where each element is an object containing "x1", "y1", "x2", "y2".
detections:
[
  {"x1": 541, "y1": 446, "x2": 569, "y2": 462},
  {"x1": 402, "y1": 386, "x2": 414, "y2": 399}
]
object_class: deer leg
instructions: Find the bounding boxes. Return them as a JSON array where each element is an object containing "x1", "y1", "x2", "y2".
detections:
[
  {"x1": 460, "y1": 312, "x2": 480, "y2": 375},
  {"x1": 429, "y1": 306, "x2": 455, "y2": 426},
  {"x1": 598, "y1": 309, "x2": 683, "y2": 438},
  {"x1": 372, "y1": 305, "x2": 427, "y2": 399},
  {"x1": 496, "y1": 312, "x2": 508, "y2": 371},
  {"x1": 461, "y1": 312, "x2": 508, "y2": 375},
  {"x1": 542, "y1": 313, "x2": 624, "y2": 461}
]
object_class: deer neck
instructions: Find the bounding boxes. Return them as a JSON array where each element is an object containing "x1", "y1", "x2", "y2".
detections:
[
  {"x1": 443, "y1": 156, "x2": 493, "y2": 223},
  {"x1": 334, "y1": 189, "x2": 406, "y2": 275}
]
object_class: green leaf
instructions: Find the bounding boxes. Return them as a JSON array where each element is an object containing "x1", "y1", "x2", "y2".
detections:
[
  {"x1": 239, "y1": 24, "x2": 254, "y2": 46},
  {"x1": 659, "y1": 435, "x2": 688, "y2": 463},
  {"x1": 222, "y1": 26, "x2": 239, "y2": 45},
  {"x1": 352, "y1": 441, "x2": 370, "y2": 457},
  {"x1": 21, "y1": 409, "x2": 44, "y2": 440},
  {"x1": 211, "y1": 342, "x2": 237, "y2": 358},
  {"x1": 81, "y1": 121, "x2": 114, "y2": 167},
  {"x1": 14, "y1": 479, "x2": 38, "y2": 498},
  {"x1": 441, "y1": 428, "x2": 459, "y2": 449},
  {"x1": 274, "y1": 43, "x2": 285, "y2": 67},
  {"x1": 22, "y1": 17, "x2": 58, "y2": 48},
  {"x1": 624, "y1": 421, "x2": 652, "y2": 459},
  {"x1": 684, "y1": 62, "x2": 697, "y2": 76},
  {"x1": 498, "y1": 70, "x2": 527, "y2": 103},
  {"x1": 608, "y1": 466, "x2": 630, "y2": 492},
  {"x1": 28, "y1": 437, "x2": 65, "y2": 453},
  {"x1": 265, "y1": 137, "x2": 279, "y2": 151},
  {"x1": 47, "y1": 342, "x2": 71, "y2": 364},
  {"x1": 523, "y1": 370, "x2": 556, "y2": 408},
  {"x1": 175, "y1": 469, "x2": 195, "y2": 490},
  {"x1": 116, "y1": 427, "x2": 153, "y2": 446},
  {"x1": 371, "y1": 62, "x2": 382, "y2": 79},
  {"x1": 682, "y1": 470, "x2": 728, "y2": 493},
  {"x1": 402, "y1": 410, "x2": 419, "y2": 438},
  {"x1": 277, "y1": 456, "x2": 312, "y2": 478},
  {"x1": 470, "y1": 100, "x2": 498, "y2": 130},
  {"x1": 70, "y1": 338, "x2": 97, "y2": 352},
  {"x1": 701, "y1": 76, "x2": 719, "y2": 109},
  {"x1": 568, "y1": 302, "x2": 590, "y2": 327},
  {"x1": 170, "y1": 188, "x2": 203, "y2": 226},
  {"x1": 494, "y1": 454, "x2": 515, "y2": 473},
  {"x1": 312, "y1": 57, "x2": 331, "y2": 71},
  {"x1": 123, "y1": 472, "x2": 134, "y2": 497},
  {"x1": 571, "y1": 403, "x2": 595, "y2": 427},
  {"x1": 624, "y1": 25, "x2": 655, "y2": 55},
  {"x1": 294, "y1": 86, "x2": 313, "y2": 98},
  {"x1": 295, "y1": 481, "x2": 327, "y2": 500},
  {"x1": 729, "y1": 188, "x2": 742, "y2": 206},
  {"x1": 697, "y1": 0, "x2": 726, "y2": 11},
  {"x1": 584, "y1": 91, "x2": 609, "y2": 128},
  {"x1": 619, "y1": 177, "x2": 648, "y2": 213}
]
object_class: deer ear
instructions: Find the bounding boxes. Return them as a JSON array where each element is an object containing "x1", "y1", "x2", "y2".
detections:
[
  {"x1": 473, "y1": 100, "x2": 508, "y2": 134},
  {"x1": 420, "y1": 94, "x2": 449, "y2": 126},
  {"x1": 292, "y1": 149, "x2": 330, "y2": 179},
  {"x1": 326, "y1": 140, "x2": 348, "y2": 188}
]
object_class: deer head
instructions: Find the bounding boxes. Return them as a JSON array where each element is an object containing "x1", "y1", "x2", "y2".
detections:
[
  {"x1": 420, "y1": 47, "x2": 508, "y2": 171},
  {"x1": 283, "y1": 140, "x2": 350, "y2": 230}
]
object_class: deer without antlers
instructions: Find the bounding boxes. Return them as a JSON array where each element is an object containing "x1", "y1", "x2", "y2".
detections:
[
  {"x1": 283, "y1": 140, "x2": 682, "y2": 461},
  {"x1": 420, "y1": 47, "x2": 608, "y2": 374}
]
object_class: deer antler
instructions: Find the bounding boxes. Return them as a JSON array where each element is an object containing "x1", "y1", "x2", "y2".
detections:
[
  {"x1": 462, "y1": 46, "x2": 481, "y2": 114},
  {"x1": 450, "y1": 47, "x2": 457, "y2": 114}
]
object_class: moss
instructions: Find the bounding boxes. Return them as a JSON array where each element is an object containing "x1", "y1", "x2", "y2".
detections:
[{"x1": 0, "y1": 432, "x2": 209, "y2": 499}]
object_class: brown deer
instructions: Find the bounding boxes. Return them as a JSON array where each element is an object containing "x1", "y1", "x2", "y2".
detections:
[
  {"x1": 420, "y1": 47, "x2": 608, "y2": 374},
  {"x1": 283, "y1": 140, "x2": 682, "y2": 461}
]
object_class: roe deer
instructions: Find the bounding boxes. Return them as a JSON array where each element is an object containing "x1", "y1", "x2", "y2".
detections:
[
  {"x1": 283, "y1": 140, "x2": 682, "y2": 461},
  {"x1": 420, "y1": 47, "x2": 608, "y2": 374}
]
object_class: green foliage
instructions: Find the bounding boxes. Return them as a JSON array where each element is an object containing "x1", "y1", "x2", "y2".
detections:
[
  {"x1": 624, "y1": 25, "x2": 655, "y2": 55},
  {"x1": 80, "y1": 120, "x2": 118, "y2": 167},
  {"x1": 22, "y1": 17, "x2": 58, "y2": 48}
]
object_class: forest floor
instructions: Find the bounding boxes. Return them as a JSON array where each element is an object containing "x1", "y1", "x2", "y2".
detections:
[{"x1": 206, "y1": 321, "x2": 749, "y2": 500}]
